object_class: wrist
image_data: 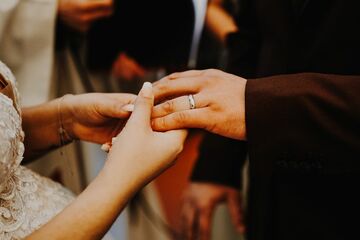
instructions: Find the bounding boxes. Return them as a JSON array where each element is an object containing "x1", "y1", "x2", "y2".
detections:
[
  {"x1": 102, "y1": 157, "x2": 145, "y2": 196},
  {"x1": 58, "y1": 94, "x2": 77, "y2": 144}
]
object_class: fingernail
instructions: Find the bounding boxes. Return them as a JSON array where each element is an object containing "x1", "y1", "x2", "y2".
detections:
[
  {"x1": 141, "y1": 82, "x2": 153, "y2": 98},
  {"x1": 101, "y1": 143, "x2": 111, "y2": 152},
  {"x1": 122, "y1": 104, "x2": 134, "y2": 112}
]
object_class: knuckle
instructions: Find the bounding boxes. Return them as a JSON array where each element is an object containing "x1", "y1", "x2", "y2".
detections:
[
  {"x1": 168, "y1": 72, "x2": 180, "y2": 79},
  {"x1": 175, "y1": 111, "x2": 188, "y2": 123},
  {"x1": 158, "y1": 117, "x2": 168, "y2": 129},
  {"x1": 204, "y1": 68, "x2": 219, "y2": 76},
  {"x1": 163, "y1": 100, "x2": 174, "y2": 113},
  {"x1": 155, "y1": 82, "x2": 167, "y2": 93}
]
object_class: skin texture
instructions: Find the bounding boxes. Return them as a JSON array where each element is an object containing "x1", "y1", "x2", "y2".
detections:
[
  {"x1": 22, "y1": 93, "x2": 136, "y2": 160},
  {"x1": 152, "y1": 69, "x2": 247, "y2": 140},
  {"x1": 25, "y1": 83, "x2": 188, "y2": 239},
  {"x1": 58, "y1": 0, "x2": 113, "y2": 32}
]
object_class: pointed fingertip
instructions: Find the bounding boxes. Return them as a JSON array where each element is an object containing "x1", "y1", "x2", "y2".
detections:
[{"x1": 139, "y1": 82, "x2": 153, "y2": 98}]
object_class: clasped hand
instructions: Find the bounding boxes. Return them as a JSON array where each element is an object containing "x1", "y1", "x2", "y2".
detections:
[
  {"x1": 62, "y1": 68, "x2": 246, "y2": 182},
  {"x1": 62, "y1": 84, "x2": 187, "y2": 183}
]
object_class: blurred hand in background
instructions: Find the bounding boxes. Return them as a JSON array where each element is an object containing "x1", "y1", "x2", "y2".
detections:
[
  {"x1": 112, "y1": 52, "x2": 147, "y2": 81},
  {"x1": 180, "y1": 182, "x2": 245, "y2": 240},
  {"x1": 58, "y1": 0, "x2": 113, "y2": 32}
]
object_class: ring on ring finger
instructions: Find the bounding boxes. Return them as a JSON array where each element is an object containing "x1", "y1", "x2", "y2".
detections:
[{"x1": 188, "y1": 94, "x2": 196, "y2": 110}]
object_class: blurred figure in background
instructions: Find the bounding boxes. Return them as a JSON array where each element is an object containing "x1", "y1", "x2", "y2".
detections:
[
  {"x1": 85, "y1": 0, "x2": 195, "y2": 94},
  {"x1": 0, "y1": 0, "x2": 113, "y2": 106}
]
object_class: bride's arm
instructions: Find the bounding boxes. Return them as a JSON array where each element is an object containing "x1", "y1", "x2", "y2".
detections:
[
  {"x1": 26, "y1": 83, "x2": 187, "y2": 239},
  {"x1": 22, "y1": 98, "x2": 68, "y2": 161},
  {"x1": 22, "y1": 93, "x2": 136, "y2": 161}
]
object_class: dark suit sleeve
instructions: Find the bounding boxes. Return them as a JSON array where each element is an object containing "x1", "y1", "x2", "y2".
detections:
[
  {"x1": 191, "y1": 133, "x2": 247, "y2": 189},
  {"x1": 245, "y1": 73, "x2": 360, "y2": 169}
]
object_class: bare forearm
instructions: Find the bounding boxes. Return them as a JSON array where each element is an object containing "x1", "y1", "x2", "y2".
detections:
[
  {"x1": 22, "y1": 97, "x2": 73, "y2": 161},
  {"x1": 26, "y1": 158, "x2": 144, "y2": 239}
]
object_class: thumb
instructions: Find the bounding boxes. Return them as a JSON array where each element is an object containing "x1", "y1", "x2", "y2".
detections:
[{"x1": 127, "y1": 82, "x2": 154, "y2": 128}]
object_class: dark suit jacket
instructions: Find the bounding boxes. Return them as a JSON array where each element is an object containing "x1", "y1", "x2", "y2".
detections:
[{"x1": 192, "y1": 1, "x2": 360, "y2": 239}]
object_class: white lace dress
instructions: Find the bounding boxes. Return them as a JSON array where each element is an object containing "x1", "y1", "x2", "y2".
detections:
[{"x1": 0, "y1": 61, "x2": 75, "y2": 239}]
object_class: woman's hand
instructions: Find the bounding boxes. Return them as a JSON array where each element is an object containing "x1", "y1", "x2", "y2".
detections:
[
  {"x1": 62, "y1": 93, "x2": 137, "y2": 144},
  {"x1": 106, "y1": 82, "x2": 188, "y2": 185},
  {"x1": 58, "y1": 0, "x2": 113, "y2": 32}
]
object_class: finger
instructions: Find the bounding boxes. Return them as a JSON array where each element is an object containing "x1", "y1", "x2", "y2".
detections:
[
  {"x1": 60, "y1": 18, "x2": 91, "y2": 32},
  {"x1": 227, "y1": 193, "x2": 245, "y2": 233},
  {"x1": 161, "y1": 129, "x2": 188, "y2": 157},
  {"x1": 181, "y1": 204, "x2": 198, "y2": 240},
  {"x1": 198, "y1": 208, "x2": 213, "y2": 240},
  {"x1": 122, "y1": 104, "x2": 134, "y2": 112},
  {"x1": 152, "y1": 94, "x2": 206, "y2": 118},
  {"x1": 153, "y1": 77, "x2": 202, "y2": 103},
  {"x1": 78, "y1": 0, "x2": 113, "y2": 12},
  {"x1": 168, "y1": 70, "x2": 204, "y2": 79},
  {"x1": 151, "y1": 108, "x2": 209, "y2": 132},
  {"x1": 127, "y1": 82, "x2": 154, "y2": 128},
  {"x1": 97, "y1": 94, "x2": 137, "y2": 118},
  {"x1": 77, "y1": 9, "x2": 113, "y2": 23}
]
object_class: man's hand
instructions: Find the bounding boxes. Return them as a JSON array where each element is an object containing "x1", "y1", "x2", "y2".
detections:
[
  {"x1": 180, "y1": 183, "x2": 245, "y2": 240},
  {"x1": 152, "y1": 69, "x2": 247, "y2": 140},
  {"x1": 58, "y1": 0, "x2": 113, "y2": 32}
]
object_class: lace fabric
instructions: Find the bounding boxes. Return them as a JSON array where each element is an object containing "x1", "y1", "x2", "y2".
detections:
[{"x1": 0, "y1": 61, "x2": 75, "y2": 239}]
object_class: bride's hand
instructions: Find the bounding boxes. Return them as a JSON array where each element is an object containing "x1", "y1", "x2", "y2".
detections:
[
  {"x1": 62, "y1": 93, "x2": 137, "y2": 144},
  {"x1": 106, "y1": 82, "x2": 188, "y2": 184}
]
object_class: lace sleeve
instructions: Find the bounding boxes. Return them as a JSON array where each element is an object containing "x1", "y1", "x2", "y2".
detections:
[{"x1": 0, "y1": 61, "x2": 24, "y2": 188}]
